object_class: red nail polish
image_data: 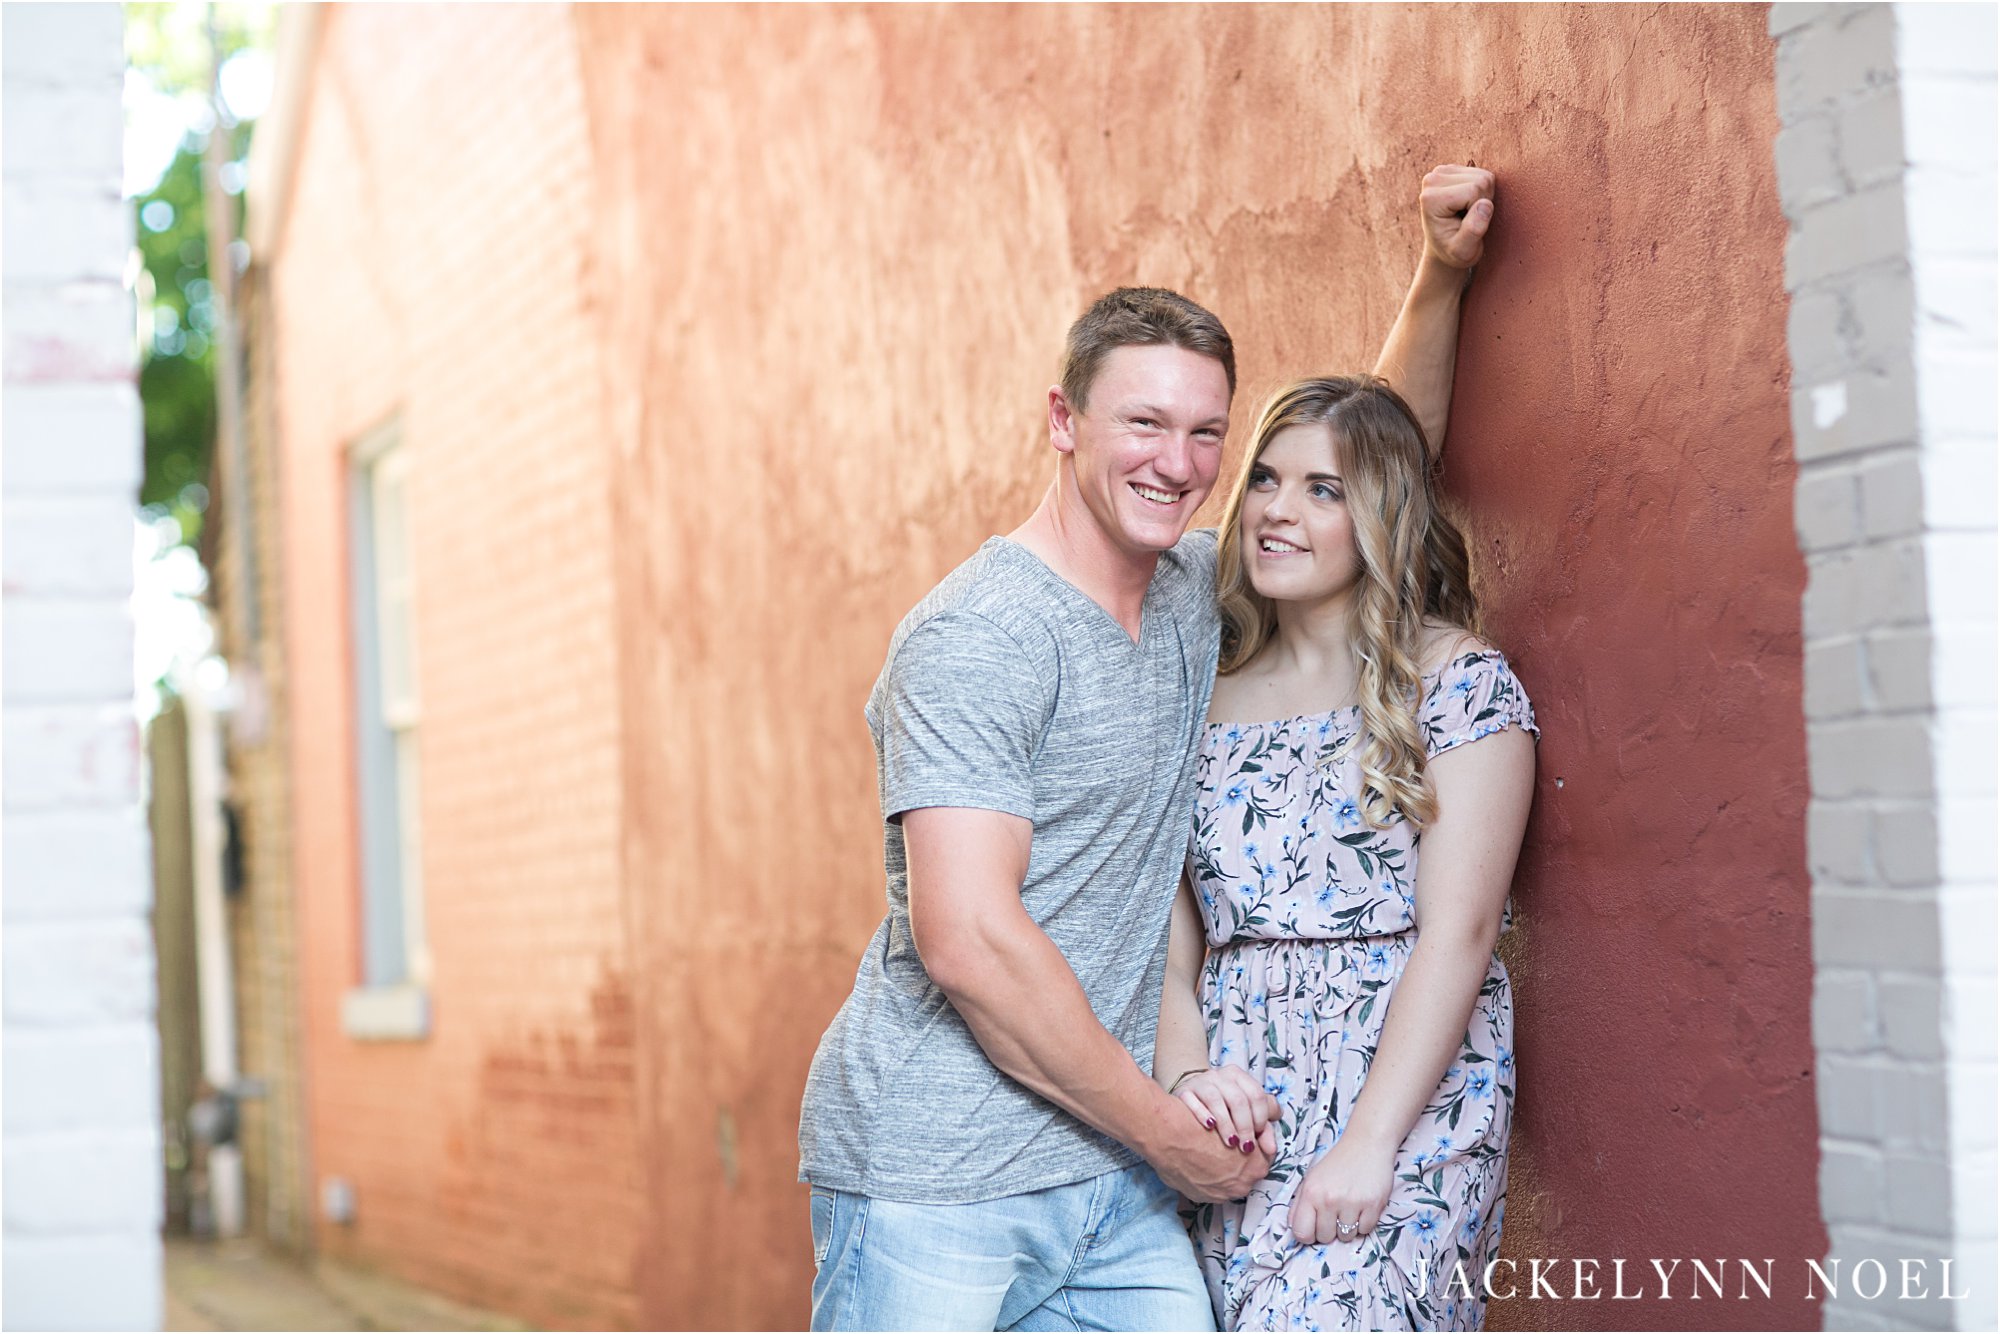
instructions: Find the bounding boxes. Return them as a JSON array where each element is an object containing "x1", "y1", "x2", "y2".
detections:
[
  {"x1": 1242, "y1": 1141, "x2": 1253, "y2": 1154},
  {"x1": 1227, "y1": 1135, "x2": 1239, "y2": 1148},
  {"x1": 1205, "y1": 1119, "x2": 1216, "y2": 1131}
]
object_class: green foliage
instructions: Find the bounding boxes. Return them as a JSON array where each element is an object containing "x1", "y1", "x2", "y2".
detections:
[{"x1": 127, "y1": 3, "x2": 270, "y2": 545}]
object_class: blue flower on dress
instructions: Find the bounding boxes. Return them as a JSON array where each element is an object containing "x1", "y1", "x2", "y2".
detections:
[
  {"x1": 1365, "y1": 945, "x2": 1390, "y2": 975},
  {"x1": 1264, "y1": 1071, "x2": 1293, "y2": 1101},
  {"x1": 1316, "y1": 884, "x2": 1338, "y2": 912},
  {"x1": 1411, "y1": 1210, "x2": 1442, "y2": 1244},
  {"x1": 1315, "y1": 717, "x2": 1335, "y2": 743},
  {"x1": 1413, "y1": 1148, "x2": 1438, "y2": 1170},
  {"x1": 1224, "y1": 782, "x2": 1248, "y2": 807},
  {"x1": 1496, "y1": 1047, "x2": 1514, "y2": 1077},
  {"x1": 1467, "y1": 1068, "x2": 1493, "y2": 1099},
  {"x1": 1433, "y1": 1134, "x2": 1453, "y2": 1156},
  {"x1": 1460, "y1": 1212, "x2": 1483, "y2": 1243},
  {"x1": 1225, "y1": 725, "x2": 1245, "y2": 747},
  {"x1": 1244, "y1": 842, "x2": 1260, "y2": 862},
  {"x1": 1335, "y1": 798, "x2": 1360, "y2": 829},
  {"x1": 1451, "y1": 675, "x2": 1477, "y2": 701}
]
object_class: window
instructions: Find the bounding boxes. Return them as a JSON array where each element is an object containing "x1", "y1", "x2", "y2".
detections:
[{"x1": 340, "y1": 420, "x2": 429, "y2": 1040}]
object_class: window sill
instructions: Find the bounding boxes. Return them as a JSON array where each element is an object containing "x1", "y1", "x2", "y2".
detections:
[{"x1": 340, "y1": 983, "x2": 430, "y2": 1041}]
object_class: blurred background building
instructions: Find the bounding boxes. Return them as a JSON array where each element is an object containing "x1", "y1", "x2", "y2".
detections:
[{"x1": 3, "y1": 2, "x2": 1993, "y2": 1331}]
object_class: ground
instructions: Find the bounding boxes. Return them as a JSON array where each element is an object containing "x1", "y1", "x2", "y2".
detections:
[{"x1": 164, "y1": 1237, "x2": 533, "y2": 1332}]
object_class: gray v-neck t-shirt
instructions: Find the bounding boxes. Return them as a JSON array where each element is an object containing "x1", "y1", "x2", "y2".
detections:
[{"x1": 799, "y1": 529, "x2": 1222, "y2": 1203}]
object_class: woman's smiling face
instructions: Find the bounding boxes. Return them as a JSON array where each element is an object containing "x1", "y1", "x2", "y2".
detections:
[{"x1": 1238, "y1": 423, "x2": 1362, "y2": 607}]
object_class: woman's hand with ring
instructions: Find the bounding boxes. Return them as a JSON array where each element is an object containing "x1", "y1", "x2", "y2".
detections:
[{"x1": 1289, "y1": 1133, "x2": 1395, "y2": 1244}]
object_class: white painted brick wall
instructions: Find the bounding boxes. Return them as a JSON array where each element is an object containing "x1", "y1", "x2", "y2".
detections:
[
  {"x1": 1, "y1": 705, "x2": 144, "y2": 810},
  {"x1": 1, "y1": 4, "x2": 162, "y2": 1330},
  {"x1": 2, "y1": 921, "x2": 156, "y2": 1025},
  {"x1": 3, "y1": 496, "x2": 143, "y2": 594},
  {"x1": 2, "y1": 1029, "x2": 160, "y2": 1136},
  {"x1": 3, "y1": 603, "x2": 137, "y2": 701},
  {"x1": 1, "y1": 385, "x2": 146, "y2": 491},
  {"x1": 0, "y1": 1235, "x2": 165, "y2": 1334},
  {"x1": 2, "y1": 1131, "x2": 164, "y2": 1232},
  {"x1": 2, "y1": 811, "x2": 153, "y2": 924},
  {"x1": 1776, "y1": 3, "x2": 1999, "y2": 1328}
]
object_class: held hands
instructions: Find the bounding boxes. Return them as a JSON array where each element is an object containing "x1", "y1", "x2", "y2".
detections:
[
  {"x1": 1152, "y1": 1065, "x2": 1280, "y2": 1204},
  {"x1": 1173, "y1": 1066, "x2": 1280, "y2": 1157},
  {"x1": 1419, "y1": 164, "x2": 1497, "y2": 272},
  {"x1": 1287, "y1": 1130, "x2": 1397, "y2": 1246}
]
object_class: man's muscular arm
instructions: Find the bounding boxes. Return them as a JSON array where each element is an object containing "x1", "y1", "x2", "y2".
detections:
[
  {"x1": 903, "y1": 805, "x2": 1270, "y2": 1203},
  {"x1": 1373, "y1": 164, "x2": 1497, "y2": 460}
]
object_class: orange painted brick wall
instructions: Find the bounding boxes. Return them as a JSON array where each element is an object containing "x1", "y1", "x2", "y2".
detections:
[{"x1": 270, "y1": 6, "x2": 639, "y2": 1327}]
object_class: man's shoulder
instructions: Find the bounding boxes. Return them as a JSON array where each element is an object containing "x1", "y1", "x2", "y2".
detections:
[
  {"x1": 873, "y1": 542, "x2": 1063, "y2": 700},
  {"x1": 895, "y1": 540, "x2": 1064, "y2": 653},
  {"x1": 1168, "y1": 526, "x2": 1220, "y2": 565},
  {"x1": 1154, "y1": 527, "x2": 1221, "y2": 602}
]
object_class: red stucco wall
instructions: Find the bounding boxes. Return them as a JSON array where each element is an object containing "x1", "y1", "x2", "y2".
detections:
[{"x1": 572, "y1": 4, "x2": 1821, "y2": 1329}]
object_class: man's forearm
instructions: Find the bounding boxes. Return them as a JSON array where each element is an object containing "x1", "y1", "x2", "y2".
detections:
[
  {"x1": 1373, "y1": 254, "x2": 1472, "y2": 458},
  {"x1": 930, "y1": 908, "x2": 1182, "y2": 1157}
]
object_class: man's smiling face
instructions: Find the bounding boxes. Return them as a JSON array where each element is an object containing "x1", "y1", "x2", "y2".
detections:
[{"x1": 1053, "y1": 343, "x2": 1232, "y2": 557}]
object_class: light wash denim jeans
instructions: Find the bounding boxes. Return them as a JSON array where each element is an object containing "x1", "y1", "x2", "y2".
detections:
[{"x1": 808, "y1": 1163, "x2": 1217, "y2": 1331}]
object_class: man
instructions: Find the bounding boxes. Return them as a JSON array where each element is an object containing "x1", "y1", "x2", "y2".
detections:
[{"x1": 799, "y1": 166, "x2": 1498, "y2": 1331}]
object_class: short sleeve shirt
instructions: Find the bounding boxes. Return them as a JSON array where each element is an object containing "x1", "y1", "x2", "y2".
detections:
[{"x1": 798, "y1": 529, "x2": 1222, "y2": 1203}]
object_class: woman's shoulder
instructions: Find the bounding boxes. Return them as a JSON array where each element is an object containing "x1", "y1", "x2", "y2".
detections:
[
  {"x1": 1416, "y1": 624, "x2": 1500, "y2": 680},
  {"x1": 1414, "y1": 626, "x2": 1537, "y2": 754}
]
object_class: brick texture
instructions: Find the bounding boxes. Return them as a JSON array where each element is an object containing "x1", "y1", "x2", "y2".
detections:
[
  {"x1": 1775, "y1": 3, "x2": 1999, "y2": 1328},
  {"x1": 201, "y1": 263, "x2": 314, "y2": 1255},
  {"x1": 262, "y1": 7, "x2": 638, "y2": 1326},
  {"x1": 1, "y1": 3, "x2": 161, "y2": 1328}
]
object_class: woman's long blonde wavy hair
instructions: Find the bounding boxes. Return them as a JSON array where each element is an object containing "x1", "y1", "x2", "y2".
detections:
[{"x1": 1216, "y1": 376, "x2": 1480, "y2": 831}]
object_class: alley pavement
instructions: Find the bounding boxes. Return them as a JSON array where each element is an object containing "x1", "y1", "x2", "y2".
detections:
[{"x1": 165, "y1": 1237, "x2": 533, "y2": 1332}]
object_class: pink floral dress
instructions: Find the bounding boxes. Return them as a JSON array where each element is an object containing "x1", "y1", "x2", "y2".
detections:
[{"x1": 1186, "y1": 649, "x2": 1537, "y2": 1331}]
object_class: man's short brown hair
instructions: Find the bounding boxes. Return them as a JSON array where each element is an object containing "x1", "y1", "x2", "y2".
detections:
[{"x1": 1059, "y1": 287, "x2": 1236, "y2": 413}]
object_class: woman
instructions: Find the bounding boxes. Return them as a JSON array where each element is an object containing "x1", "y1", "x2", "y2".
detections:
[{"x1": 1153, "y1": 376, "x2": 1537, "y2": 1330}]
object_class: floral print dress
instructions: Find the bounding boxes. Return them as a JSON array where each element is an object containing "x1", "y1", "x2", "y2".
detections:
[{"x1": 1186, "y1": 650, "x2": 1537, "y2": 1332}]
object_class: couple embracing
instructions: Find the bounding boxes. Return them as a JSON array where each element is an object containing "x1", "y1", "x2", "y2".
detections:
[{"x1": 800, "y1": 165, "x2": 1537, "y2": 1333}]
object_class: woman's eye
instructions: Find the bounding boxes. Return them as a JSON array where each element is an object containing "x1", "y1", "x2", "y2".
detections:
[
  {"x1": 1248, "y1": 470, "x2": 1274, "y2": 488},
  {"x1": 1311, "y1": 483, "x2": 1343, "y2": 502}
]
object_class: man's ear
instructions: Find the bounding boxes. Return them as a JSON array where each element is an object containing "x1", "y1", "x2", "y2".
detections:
[{"x1": 1048, "y1": 385, "x2": 1079, "y2": 456}]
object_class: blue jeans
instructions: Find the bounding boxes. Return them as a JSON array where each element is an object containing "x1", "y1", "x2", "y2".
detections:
[{"x1": 808, "y1": 1163, "x2": 1217, "y2": 1331}]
